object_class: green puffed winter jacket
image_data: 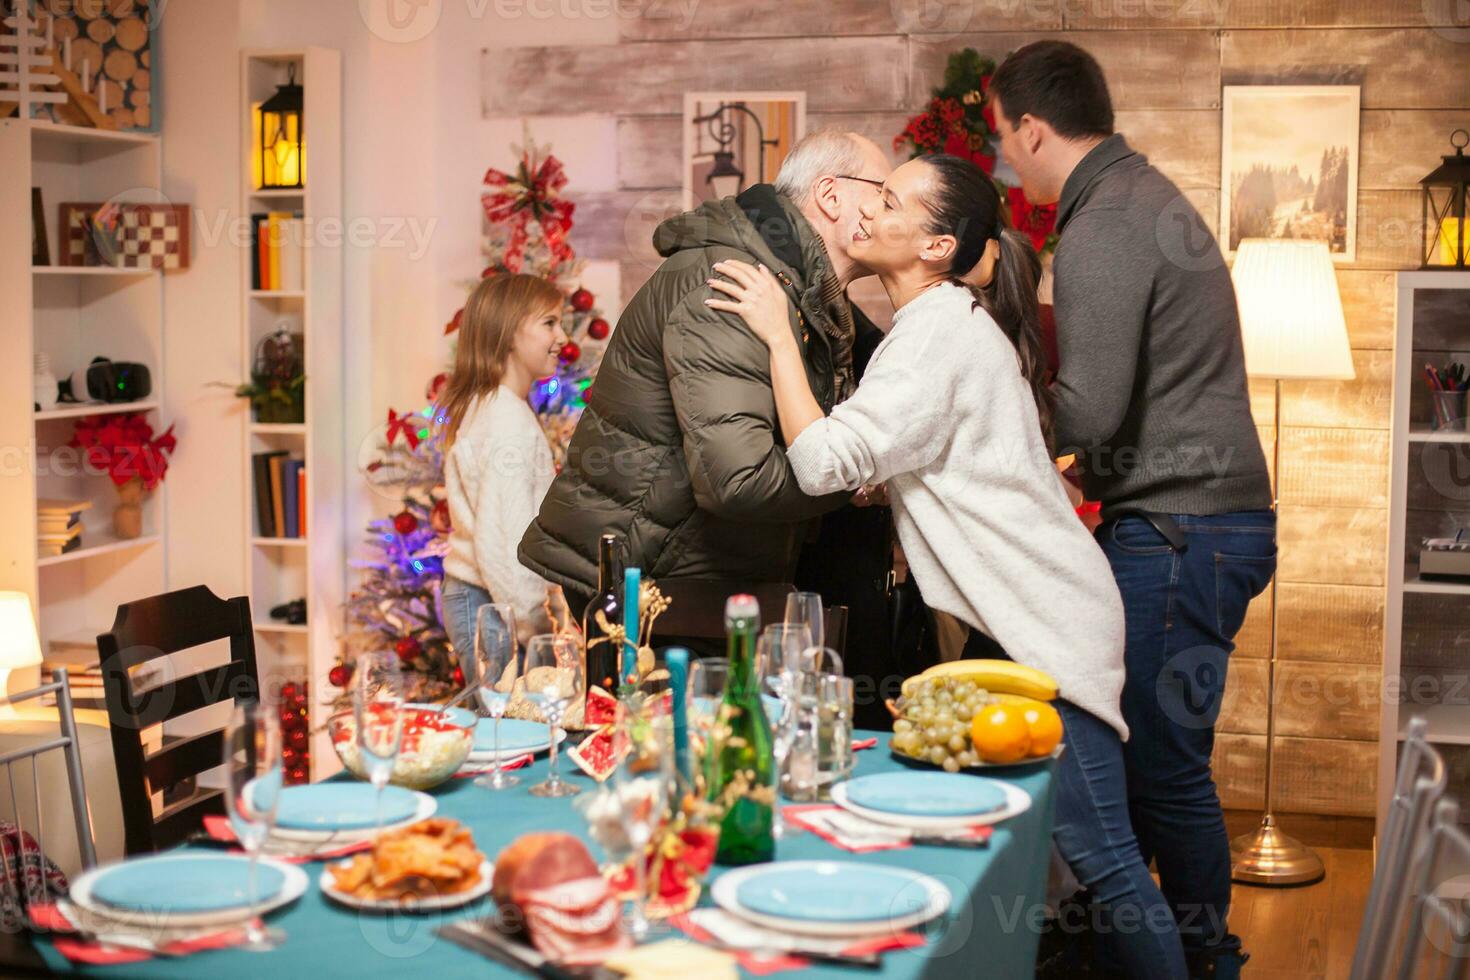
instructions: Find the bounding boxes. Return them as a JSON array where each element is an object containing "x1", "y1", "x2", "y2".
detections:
[{"x1": 517, "y1": 185, "x2": 851, "y2": 606}]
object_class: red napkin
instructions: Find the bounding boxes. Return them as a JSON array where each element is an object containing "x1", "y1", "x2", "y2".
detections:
[
  {"x1": 30, "y1": 902, "x2": 256, "y2": 965},
  {"x1": 668, "y1": 912, "x2": 925, "y2": 974},
  {"x1": 454, "y1": 753, "x2": 533, "y2": 778},
  {"x1": 851, "y1": 737, "x2": 879, "y2": 751},
  {"x1": 783, "y1": 804, "x2": 993, "y2": 853},
  {"x1": 201, "y1": 814, "x2": 373, "y2": 863}
]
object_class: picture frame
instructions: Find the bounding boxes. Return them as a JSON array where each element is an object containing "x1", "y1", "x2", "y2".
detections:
[
  {"x1": 31, "y1": 188, "x2": 49, "y2": 266},
  {"x1": 682, "y1": 91, "x2": 807, "y2": 211},
  {"x1": 1220, "y1": 85, "x2": 1361, "y2": 262}
]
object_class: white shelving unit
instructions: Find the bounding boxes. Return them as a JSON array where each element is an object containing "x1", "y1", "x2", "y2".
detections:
[
  {"x1": 0, "y1": 117, "x2": 167, "y2": 655},
  {"x1": 239, "y1": 48, "x2": 345, "y2": 777},
  {"x1": 1381, "y1": 270, "x2": 1470, "y2": 830}
]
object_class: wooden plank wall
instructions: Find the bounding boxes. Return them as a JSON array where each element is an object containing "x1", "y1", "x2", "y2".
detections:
[{"x1": 484, "y1": 2, "x2": 1470, "y2": 816}]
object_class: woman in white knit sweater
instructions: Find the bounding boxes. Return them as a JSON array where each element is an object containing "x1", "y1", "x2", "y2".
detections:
[
  {"x1": 440, "y1": 273, "x2": 568, "y2": 681},
  {"x1": 708, "y1": 155, "x2": 1187, "y2": 979}
]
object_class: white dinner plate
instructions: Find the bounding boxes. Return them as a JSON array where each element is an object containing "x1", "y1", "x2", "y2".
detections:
[
  {"x1": 711, "y1": 860, "x2": 950, "y2": 938},
  {"x1": 69, "y1": 854, "x2": 308, "y2": 929},
  {"x1": 831, "y1": 779, "x2": 1031, "y2": 832},
  {"x1": 465, "y1": 727, "x2": 563, "y2": 763},
  {"x1": 320, "y1": 859, "x2": 493, "y2": 912},
  {"x1": 266, "y1": 789, "x2": 436, "y2": 844}
]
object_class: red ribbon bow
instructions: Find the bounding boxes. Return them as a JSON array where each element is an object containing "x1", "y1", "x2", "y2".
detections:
[
  {"x1": 482, "y1": 147, "x2": 577, "y2": 274},
  {"x1": 385, "y1": 408, "x2": 420, "y2": 450}
]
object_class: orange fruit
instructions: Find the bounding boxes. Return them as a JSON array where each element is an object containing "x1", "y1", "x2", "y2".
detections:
[
  {"x1": 1020, "y1": 701, "x2": 1063, "y2": 757},
  {"x1": 969, "y1": 704, "x2": 1031, "y2": 763}
]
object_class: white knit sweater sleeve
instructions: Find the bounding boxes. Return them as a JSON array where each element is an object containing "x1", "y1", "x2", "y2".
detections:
[
  {"x1": 451, "y1": 397, "x2": 554, "y2": 640},
  {"x1": 786, "y1": 308, "x2": 962, "y2": 496}
]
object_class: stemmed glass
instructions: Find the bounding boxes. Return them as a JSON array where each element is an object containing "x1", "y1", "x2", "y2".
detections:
[
  {"x1": 758, "y1": 624, "x2": 811, "y2": 840},
  {"x1": 784, "y1": 591, "x2": 825, "y2": 652},
  {"x1": 611, "y1": 713, "x2": 672, "y2": 940},
  {"x1": 223, "y1": 701, "x2": 285, "y2": 952},
  {"x1": 474, "y1": 603, "x2": 520, "y2": 790},
  {"x1": 353, "y1": 651, "x2": 404, "y2": 835},
  {"x1": 525, "y1": 634, "x2": 583, "y2": 798},
  {"x1": 686, "y1": 658, "x2": 728, "y2": 793}
]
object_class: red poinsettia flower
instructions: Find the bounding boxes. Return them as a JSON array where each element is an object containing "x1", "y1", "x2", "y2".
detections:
[
  {"x1": 1007, "y1": 186, "x2": 1058, "y2": 253},
  {"x1": 70, "y1": 414, "x2": 177, "y2": 490}
]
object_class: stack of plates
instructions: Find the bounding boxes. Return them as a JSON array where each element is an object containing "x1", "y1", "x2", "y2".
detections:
[
  {"x1": 267, "y1": 783, "x2": 436, "y2": 845},
  {"x1": 832, "y1": 771, "x2": 1031, "y2": 831},
  {"x1": 466, "y1": 717, "x2": 562, "y2": 763},
  {"x1": 712, "y1": 861, "x2": 950, "y2": 937},
  {"x1": 69, "y1": 853, "x2": 308, "y2": 927}
]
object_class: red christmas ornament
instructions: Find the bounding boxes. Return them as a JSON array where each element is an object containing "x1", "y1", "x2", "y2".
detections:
[
  {"x1": 288, "y1": 765, "x2": 309, "y2": 784},
  {"x1": 279, "y1": 705, "x2": 301, "y2": 729},
  {"x1": 395, "y1": 637, "x2": 422, "y2": 661},
  {"x1": 289, "y1": 728, "x2": 309, "y2": 752},
  {"x1": 587, "y1": 317, "x2": 610, "y2": 341},
  {"x1": 570, "y1": 288, "x2": 595, "y2": 313},
  {"x1": 430, "y1": 498, "x2": 452, "y2": 535},
  {"x1": 280, "y1": 682, "x2": 298, "y2": 703},
  {"x1": 558, "y1": 341, "x2": 581, "y2": 365},
  {"x1": 452, "y1": 665, "x2": 465, "y2": 687},
  {"x1": 393, "y1": 510, "x2": 419, "y2": 535},
  {"x1": 329, "y1": 663, "x2": 351, "y2": 687}
]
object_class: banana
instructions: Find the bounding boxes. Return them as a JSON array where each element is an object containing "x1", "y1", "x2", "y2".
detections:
[{"x1": 901, "y1": 659, "x2": 1059, "y2": 701}]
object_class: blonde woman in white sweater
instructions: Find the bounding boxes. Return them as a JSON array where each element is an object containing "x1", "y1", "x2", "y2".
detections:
[
  {"x1": 440, "y1": 273, "x2": 568, "y2": 683},
  {"x1": 707, "y1": 155, "x2": 1187, "y2": 979}
]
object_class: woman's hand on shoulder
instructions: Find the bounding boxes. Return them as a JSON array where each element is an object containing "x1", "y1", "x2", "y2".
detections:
[{"x1": 706, "y1": 260, "x2": 795, "y2": 350}]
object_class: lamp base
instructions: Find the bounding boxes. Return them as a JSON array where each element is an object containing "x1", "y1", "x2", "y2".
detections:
[{"x1": 1230, "y1": 813, "x2": 1326, "y2": 886}]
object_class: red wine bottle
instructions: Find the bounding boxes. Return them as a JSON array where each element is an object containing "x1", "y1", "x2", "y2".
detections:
[{"x1": 582, "y1": 533, "x2": 624, "y2": 704}]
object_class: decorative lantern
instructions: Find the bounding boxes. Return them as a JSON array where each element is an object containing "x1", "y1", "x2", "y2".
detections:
[
  {"x1": 258, "y1": 65, "x2": 304, "y2": 190},
  {"x1": 1421, "y1": 129, "x2": 1469, "y2": 269}
]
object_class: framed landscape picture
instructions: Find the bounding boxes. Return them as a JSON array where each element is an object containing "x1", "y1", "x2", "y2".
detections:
[{"x1": 1221, "y1": 85, "x2": 1360, "y2": 262}]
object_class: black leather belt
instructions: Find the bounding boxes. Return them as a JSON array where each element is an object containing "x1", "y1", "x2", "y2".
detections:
[{"x1": 1113, "y1": 509, "x2": 1188, "y2": 552}]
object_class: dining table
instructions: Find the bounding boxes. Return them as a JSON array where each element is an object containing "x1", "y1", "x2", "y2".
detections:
[{"x1": 29, "y1": 730, "x2": 1057, "y2": 979}]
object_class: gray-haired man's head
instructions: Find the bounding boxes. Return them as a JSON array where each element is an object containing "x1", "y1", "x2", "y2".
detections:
[{"x1": 774, "y1": 128, "x2": 891, "y2": 283}]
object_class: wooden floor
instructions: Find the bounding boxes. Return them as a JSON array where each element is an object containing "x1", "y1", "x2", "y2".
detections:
[{"x1": 1233, "y1": 846, "x2": 1373, "y2": 979}]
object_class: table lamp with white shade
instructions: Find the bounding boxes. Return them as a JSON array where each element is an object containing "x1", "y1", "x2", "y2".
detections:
[
  {"x1": 0, "y1": 591, "x2": 43, "y2": 704},
  {"x1": 1228, "y1": 238, "x2": 1355, "y2": 886}
]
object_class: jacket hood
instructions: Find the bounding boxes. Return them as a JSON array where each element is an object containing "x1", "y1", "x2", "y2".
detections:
[{"x1": 652, "y1": 188, "x2": 820, "y2": 288}]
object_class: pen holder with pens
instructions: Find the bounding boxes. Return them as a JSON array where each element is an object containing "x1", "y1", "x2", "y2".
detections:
[{"x1": 1426, "y1": 361, "x2": 1470, "y2": 431}]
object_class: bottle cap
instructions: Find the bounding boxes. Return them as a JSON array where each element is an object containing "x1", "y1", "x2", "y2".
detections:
[{"x1": 724, "y1": 594, "x2": 760, "y2": 622}]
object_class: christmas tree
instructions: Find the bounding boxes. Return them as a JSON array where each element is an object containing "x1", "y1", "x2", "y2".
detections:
[{"x1": 331, "y1": 135, "x2": 610, "y2": 703}]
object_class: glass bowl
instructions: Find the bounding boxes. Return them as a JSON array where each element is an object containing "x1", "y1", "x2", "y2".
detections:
[{"x1": 328, "y1": 703, "x2": 476, "y2": 790}]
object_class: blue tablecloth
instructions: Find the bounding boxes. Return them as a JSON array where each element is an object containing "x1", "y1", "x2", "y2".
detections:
[{"x1": 37, "y1": 732, "x2": 1055, "y2": 978}]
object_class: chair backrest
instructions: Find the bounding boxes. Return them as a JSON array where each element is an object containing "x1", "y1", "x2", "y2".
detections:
[
  {"x1": 0, "y1": 669, "x2": 97, "y2": 900},
  {"x1": 95, "y1": 585, "x2": 259, "y2": 855},
  {"x1": 1395, "y1": 798, "x2": 1470, "y2": 980},
  {"x1": 652, "y1": 580, "x2": 797, "y2": 642},
  {"x1": 1352, "y1": 717, "x2": 1448, "y2": 980}
]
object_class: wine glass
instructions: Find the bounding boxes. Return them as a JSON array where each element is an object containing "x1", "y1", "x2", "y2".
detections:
[
  {"x1": 353, "y1": 651, "x2": 404, "y2": 834},
  {"x1": 758, "y1": 624, "x2": 811, "y2": 840},
  {"x1": 612, "y1": 713, "x2": 672, "y2": 940},
  {"x1": 474, "y1": 603, "x2": 520, "y2": 790},
  {"x1": 783, "y1": 591, "x2": 825, "y2": 652},
  {"x1": 801, "y1": 646, "x2": 845, "y2": 678},
  {"x1": 525, "y1": 634, "x2": 583, "y2": 798},
  {"x1": 223, "y1": 701, "x2": 285, "y2": 952}
]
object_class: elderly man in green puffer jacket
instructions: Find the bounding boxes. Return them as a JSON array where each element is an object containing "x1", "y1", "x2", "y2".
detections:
[{"x1": 519, "y1": 129, "x2": 892, "y2": 613}]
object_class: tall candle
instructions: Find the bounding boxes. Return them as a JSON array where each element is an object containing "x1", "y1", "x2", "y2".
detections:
[
  {"x1": 666, "y1": 647, "x2": 690, "y2": 786},
  {"x1": 622, "y1": 567, "x2": 641, "y2": 683}
]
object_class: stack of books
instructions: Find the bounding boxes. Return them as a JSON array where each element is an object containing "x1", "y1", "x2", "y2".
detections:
[
  {"x1": 253, "y1": 452, "x2": 306, "y2": 538},
  {"x1": 250, "y1": 211, "x2": 305, "y2": 291},
  {"x1": 40, "y1": 635, "x2": 106, "y2": 708},
  {"x1": 37, "y1": 498, "x2": 89, "y2": 558}
]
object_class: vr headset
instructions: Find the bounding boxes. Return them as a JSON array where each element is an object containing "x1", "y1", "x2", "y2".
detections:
[{"x1": 59, "y1": 357, "x2": 153, "y2": 405}]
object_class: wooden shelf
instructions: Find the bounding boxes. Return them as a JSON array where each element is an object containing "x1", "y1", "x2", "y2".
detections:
[
  {"x1": 1403, "y1": 576, "x2": 1470, "y2": 596},
  {"x1": 1400, "y1": 703, "x2": 1470, "y2": 746},
  {"x1": 254, "y1": 621, "x2": 308, "y2": 635},
  {"x1": 1409, "y1": 427, "x2": 1470, "y2": 443},
  {"x1": 252, "y1": 537, "x2": 307, "y2": 547},
  {"x1": 249, "y1": 188, "x2": 305, "y2": 198},
  {"x1": 248, "y1": 290, "x2": 305, "y2": 299},
  {"x1": 35, "y1": 400, "x2": 158, "y2": 422},
  {"x1": 249, "y1": 422, "x2": 305, "y2": 435},
  {"x1": 33, "y1": 266, "x2": 158, "y2": 277},
  {"x1": 38, "y1": 533, "x2": 159, "y2": 569},
  {"x1": 25, "y1": 119, "x2": 158, "y2": 149}
]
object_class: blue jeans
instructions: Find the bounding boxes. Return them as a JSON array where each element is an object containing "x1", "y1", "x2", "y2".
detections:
[
  {"x1": 441, "y1": 575, "x2": 500, "y2": 691},
  {"x1": 1098, "y1": 511, "x2": 1276, "y2": 961},
  {"x1": 1050, "y1": 699, "x2": 1189, "y2": 979}
]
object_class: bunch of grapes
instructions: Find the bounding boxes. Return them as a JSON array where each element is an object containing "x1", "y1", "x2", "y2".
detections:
[{"x1": 891, "y1": 676, "x2": 992, "y2": 772}]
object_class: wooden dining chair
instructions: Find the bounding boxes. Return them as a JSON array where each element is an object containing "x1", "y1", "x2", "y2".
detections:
[{"x1": 95, "y1": 585, "x2": 260, "y2": 855}]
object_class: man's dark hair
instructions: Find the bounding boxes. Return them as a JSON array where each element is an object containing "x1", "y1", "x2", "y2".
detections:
[{"x1": 990, "y1": 41, "x2": 1114, "y2": 140}]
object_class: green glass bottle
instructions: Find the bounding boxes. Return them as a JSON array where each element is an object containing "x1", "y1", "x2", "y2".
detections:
[{"x1": 708, "y1": 594, "x2": 775, "y2": 865}]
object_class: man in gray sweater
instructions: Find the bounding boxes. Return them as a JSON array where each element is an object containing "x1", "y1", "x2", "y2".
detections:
[{"x1": 992, "y1": 41, "x2": 1274, "y2": 980}]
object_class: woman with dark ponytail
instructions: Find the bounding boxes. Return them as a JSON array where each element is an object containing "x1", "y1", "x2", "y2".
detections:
[{"x1": 708, "y1": 152, "x2": 1188, "y2": 979}]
